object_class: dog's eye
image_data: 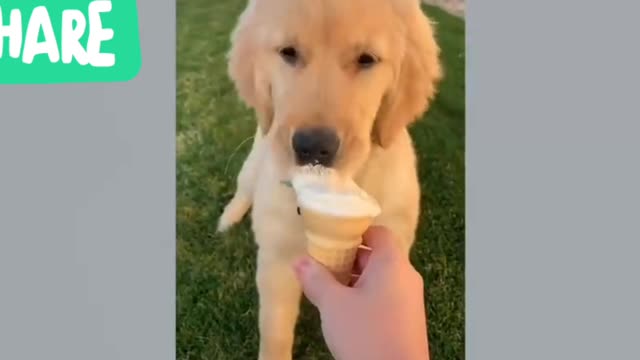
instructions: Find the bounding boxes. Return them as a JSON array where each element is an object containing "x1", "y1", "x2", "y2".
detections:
[
  {"x1": 357, "y1": 53, "x2": 378, "y2": 69},
  {"x1": 279, "y1": 46, "x2": 299, "y2": 65}
]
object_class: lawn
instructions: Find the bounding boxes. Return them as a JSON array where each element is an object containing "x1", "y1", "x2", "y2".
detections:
[{"x1": 177, "y1": 1, "x2": 465, "y2": 359}]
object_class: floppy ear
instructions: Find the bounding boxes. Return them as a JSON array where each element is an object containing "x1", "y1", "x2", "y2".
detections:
[
  {"x1": 373, "y1": 5, "x2": 443, "y2": 148},
  {"x1": 227, "y1": 2, "x2": 274, "y2": 134}
]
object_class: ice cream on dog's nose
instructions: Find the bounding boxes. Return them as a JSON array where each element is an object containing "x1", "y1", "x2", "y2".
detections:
[{"x1": 290, "y1": 165, "x2": 381, "y2": 284}]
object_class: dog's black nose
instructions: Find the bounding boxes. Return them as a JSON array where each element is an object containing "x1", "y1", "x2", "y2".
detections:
[{"x1": 292, "y1": 127, "x2": 340, "y2": 167}]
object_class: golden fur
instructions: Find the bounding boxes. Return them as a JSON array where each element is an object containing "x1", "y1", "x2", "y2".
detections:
[{"x1": 217, "y1": 0, "x2": 442, "y2": 358}]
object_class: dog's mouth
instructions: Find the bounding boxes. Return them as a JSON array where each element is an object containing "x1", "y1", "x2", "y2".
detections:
[
  {"x1": 281, "y1": 164, "x2": 336, "y2": 190},
  {"x1": 281, "y1": 165, "x2": 335, "y2": 216}
]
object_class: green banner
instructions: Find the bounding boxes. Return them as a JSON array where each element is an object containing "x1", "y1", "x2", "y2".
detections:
[{"x1": 0, "y1": 0, "x2": 141, "y2": 84}]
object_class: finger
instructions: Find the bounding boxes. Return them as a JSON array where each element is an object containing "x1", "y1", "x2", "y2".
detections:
[
  {"x1": 292, "y1": 255, "x2": 346, "y2": 309},
  {"x1": 362, "y1": 226, "x2": 395, "y2": 249},
  {"x1": 362, "y1": 226, "x2": 400, "y2": 261},
  {"x1": 352, "y1": 245, "x2": 372, "y2": 275},
  {"x1": 348, "y1": 273, "x2": 360, "y2": 287},
  {"x1": 353, "y1": 227, "x2": 404, "y2": 287}
]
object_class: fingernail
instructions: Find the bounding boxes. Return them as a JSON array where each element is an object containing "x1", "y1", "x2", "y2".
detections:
[{"x1": 293, "y1": 256, "x2": 311, "y2": 274}]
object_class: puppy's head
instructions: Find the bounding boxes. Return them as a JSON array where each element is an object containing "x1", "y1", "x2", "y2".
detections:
[{"x1": 228, "y1": 0, "x2": 442, "y2": 177}]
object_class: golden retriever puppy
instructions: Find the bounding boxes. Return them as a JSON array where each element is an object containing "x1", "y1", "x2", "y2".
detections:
[{"x1": 218, "y1": 0, "x2": 442, "y2": 358}]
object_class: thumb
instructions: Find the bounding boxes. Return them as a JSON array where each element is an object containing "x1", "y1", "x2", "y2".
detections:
[{"x1": 293, "y1": 255, "x2": 345, "y2": 309}]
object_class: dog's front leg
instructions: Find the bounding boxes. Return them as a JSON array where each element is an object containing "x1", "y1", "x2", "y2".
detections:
[
  {"x1": 256, "y1": 250, "x2": 302, "y2": 360},
  {"x1": 218, "y1": 127, "x2": 264, "y2": 232}
]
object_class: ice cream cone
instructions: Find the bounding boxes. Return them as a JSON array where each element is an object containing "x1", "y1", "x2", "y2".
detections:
[
  {"x1": 299, "y1": 207, "x2": 375, "y2": 284},
  {"x1": 289, "y1": 165, "x2": 381, "y2": 284}
]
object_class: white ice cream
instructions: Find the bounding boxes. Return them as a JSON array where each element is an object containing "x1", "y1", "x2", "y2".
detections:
[{"x1": 290, "y1": 166, "x2": 381, "y2": 218}]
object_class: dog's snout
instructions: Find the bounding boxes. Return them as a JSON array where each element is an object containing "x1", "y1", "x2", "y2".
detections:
[{"x1": 292, "y1": 127, "x2": 340, "y2": 167}]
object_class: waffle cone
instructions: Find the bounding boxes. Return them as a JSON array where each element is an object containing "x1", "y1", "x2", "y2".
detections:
[{"x1": 300, "y1": 207, "x2": 374, "y2": 284}]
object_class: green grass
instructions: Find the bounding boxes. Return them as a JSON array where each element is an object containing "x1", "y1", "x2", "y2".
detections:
[{"x1": 177, "y1": 1, "x2": 465, "y2": 359}]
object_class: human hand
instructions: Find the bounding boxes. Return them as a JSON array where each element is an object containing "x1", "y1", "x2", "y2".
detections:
[{"x1": 293, "y1": 226, "x2": 430, "y2": 360}]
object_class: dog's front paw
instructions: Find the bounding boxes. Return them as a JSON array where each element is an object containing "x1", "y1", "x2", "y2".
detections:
[{"x1": 217, "y1": 194, "x2": 252, "y2": 232}]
